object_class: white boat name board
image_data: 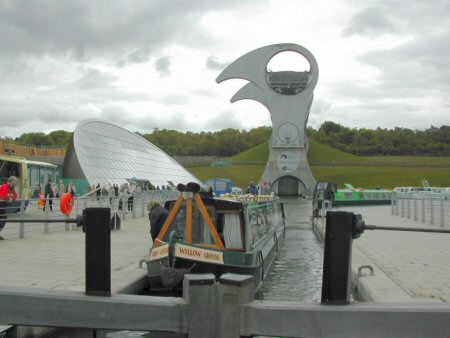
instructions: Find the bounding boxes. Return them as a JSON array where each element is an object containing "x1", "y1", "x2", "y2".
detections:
[
  {"x1": 175, "y1": 243, "x2": 224, "y2": 265},
  {"x1": 149, "y1": 244, "x2": 169, "y2": 261}
]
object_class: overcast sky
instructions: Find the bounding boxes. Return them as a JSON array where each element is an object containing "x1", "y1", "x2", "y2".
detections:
[{"x1": 0, "y1": 0, "x2": 449, "y2": 138}]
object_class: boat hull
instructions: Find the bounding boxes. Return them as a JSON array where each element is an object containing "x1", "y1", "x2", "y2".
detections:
[
  {"x1": 332, "y1": 199, "x2": 391, "y2": 207},
  {"x1": 144, "y1": 225, "x2": 285, "y2": 292}
]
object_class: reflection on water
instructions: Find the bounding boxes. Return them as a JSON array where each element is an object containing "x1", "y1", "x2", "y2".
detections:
[{"x1": 261, "y1": 198, "x2": 323, "y2": 302}]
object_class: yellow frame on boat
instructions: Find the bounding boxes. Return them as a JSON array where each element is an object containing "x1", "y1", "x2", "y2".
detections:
[{"x1": 155, "y1": 192, "x2": 225, "y2": 250}]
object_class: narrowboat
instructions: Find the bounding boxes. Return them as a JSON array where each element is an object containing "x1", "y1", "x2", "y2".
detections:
[
  {"x1": 394, "y1": 180, "x2": 450, "y2": 198},
  {"x1": 140, "y1": 183, "x2": 286, "y2": 292},
  {"x1": 312, "y1": 182, "x2": 392, "y2": 217}
]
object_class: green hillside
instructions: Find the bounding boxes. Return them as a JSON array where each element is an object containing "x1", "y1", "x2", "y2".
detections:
[
  {"x1": 230, "y1": 142, "x2": 269, "y2": 162},
  {"x1": 188, "y1": 140, "x2": 450, "y2": 189},
  {"x1": 230, "y1": 140, "x2": 360, "y2": 163},
  {"x1": 308, "y1": 140, "x2": 360, "y2": 163},
  {"x1": 230, "y1": 140, "x2": 450, "y2": 166}
]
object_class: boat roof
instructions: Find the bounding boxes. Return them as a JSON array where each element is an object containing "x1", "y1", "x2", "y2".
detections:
[
  {"x1": 0, "y1": 155, "x2": 57, "y2": 168},
  {"x1": 338, "y1": 189, "x2": 392, "y2": 193}
]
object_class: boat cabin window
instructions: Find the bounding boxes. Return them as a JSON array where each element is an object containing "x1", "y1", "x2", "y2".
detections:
[
  {"x1": 182, "y1": 205, "x2": 217, "y2": 246},
  {"x1": 248, "y1": 202, "x2": 282, "y2": 247},
  {"x1": 215, "y1": 211, "x2": 244, "y2": 250},
  {"x1": 161, "y1": 202, "x2": 221, "y2": 246},
  {"x1": 161, "y1": 198, "x2": 247, "y2": 250}
]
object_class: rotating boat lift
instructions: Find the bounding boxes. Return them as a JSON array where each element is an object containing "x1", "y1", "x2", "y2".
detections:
[{"x1": 217, "y1": 43, "x2": 318, "y2": 196}]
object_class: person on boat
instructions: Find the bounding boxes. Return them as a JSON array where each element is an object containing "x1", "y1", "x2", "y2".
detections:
[
  {"x1": 0, "y1": 176, "x2": 18, "y2": 240},
  {"x1": 208, "y1": 186, "x2": 214, "y2": 196},
  {"x1": 246, "y1": 182, "x2": 258, "y2": 195},
  {"x1": 261, "y1": 179, "x2": 271, "y2": 195},
  {"x1": 147, "y1": 200, "x2": 169, "y2": 242}
]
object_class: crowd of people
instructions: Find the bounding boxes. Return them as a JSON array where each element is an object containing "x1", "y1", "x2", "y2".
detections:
[
  {"x1": 32, "y1": 180, "x2": 77, "y2": 199},
  {"x1": 0, "y1": 177, "x2": 272, "y2": 242}
]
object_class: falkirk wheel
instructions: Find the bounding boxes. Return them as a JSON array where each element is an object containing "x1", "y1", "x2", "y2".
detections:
[{"x1": 216, "y1": 43, "x2": 318, "y2": 196}]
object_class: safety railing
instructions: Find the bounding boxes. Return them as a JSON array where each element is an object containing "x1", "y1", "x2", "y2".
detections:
[
  {"x1": 0, "y1": 190, "x2": 179, "y2": 239},
  {"x1": 391, "y1": 193, "x2": 450, "y2": 227}
]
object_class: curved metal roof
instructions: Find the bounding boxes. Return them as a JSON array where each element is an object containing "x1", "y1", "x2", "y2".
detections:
[{"x1": 63, "y1": 119, "x2": 200, "y2": 187}]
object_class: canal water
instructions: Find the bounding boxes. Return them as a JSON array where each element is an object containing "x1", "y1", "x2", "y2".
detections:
[{"x1": 261, "y1": 197, "x2": 323, "y2": 302}]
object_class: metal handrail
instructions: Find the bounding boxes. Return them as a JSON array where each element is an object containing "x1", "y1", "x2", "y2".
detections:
[{"x1": 0, "y1": 190, "x2": 180, "y2": 239}]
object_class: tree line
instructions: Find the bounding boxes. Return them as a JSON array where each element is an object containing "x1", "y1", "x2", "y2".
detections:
[
  {"x1": 308, "y1": 122, "x2": 450, "y2": 157},
  {"x1": 137, "y1": 127, "x2": 272, "y2": 156},
  {"x1": 2, "y1": 130, "x2": 72, "y2": 148},
  {"x1": 3, "y1": 122, "x2": 449, "y2": 157}
]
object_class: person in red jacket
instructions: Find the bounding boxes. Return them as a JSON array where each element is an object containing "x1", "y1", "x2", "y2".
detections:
[{"x1": 0, "y1": 176, "x2": 18, "y2": 240}]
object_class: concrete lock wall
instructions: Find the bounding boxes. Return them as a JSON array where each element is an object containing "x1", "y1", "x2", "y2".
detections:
[{"x1": 2, "y1": 273, "x2": 450, "y2": 337}]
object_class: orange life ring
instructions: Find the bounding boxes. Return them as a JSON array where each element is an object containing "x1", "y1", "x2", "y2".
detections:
[{"x1": 60, "y1": 193, "x2": 74, "y2": 215}]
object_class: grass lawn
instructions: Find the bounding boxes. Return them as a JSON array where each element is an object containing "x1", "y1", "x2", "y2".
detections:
[
  {"x1": 311, "y1": 165, "x2": 450, "y2": 189},
  {"x1": 188, "y1": 164, "x2": 450, "y2": 190},
  {"x1": 189, "y1": 140, "x2": 450, "y2": 189}
]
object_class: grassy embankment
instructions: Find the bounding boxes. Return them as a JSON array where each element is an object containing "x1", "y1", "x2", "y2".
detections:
[{"x1": 187, "y1": 140, "x2": 450, "y2": 189}]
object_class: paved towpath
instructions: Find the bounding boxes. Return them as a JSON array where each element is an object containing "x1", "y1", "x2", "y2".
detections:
[
  {"x1": 2, "y1": 201, "x2": 449, "y2": 304},
  {"x1": 0, "y1": 213, "x2": 152, "y2": 293},
  {"x1": 314, "y1": 204, "x2": 450, "y2": 302}
]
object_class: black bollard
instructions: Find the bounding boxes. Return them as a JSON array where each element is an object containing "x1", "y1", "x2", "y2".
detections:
[
  {"x1": 321, "y1": 211, "x2": 354, "y2": 305},
  {"x1": 84, "y1": 208, "x2": 111, "y2": 296}
]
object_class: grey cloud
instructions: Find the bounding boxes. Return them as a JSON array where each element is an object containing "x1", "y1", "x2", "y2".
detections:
[
  {"x1": 0, "y1": 107, "x2": 33, "y2": 128},
  {"x1": 0, "y1": 96, "x2": 96, "y2": 137},
  {"x1": 160, "y1": 94, "x2": 189, "y2": 106},
  {"x1": 343, "y1": 7, "x2": 399, "y2": 37},
  {"x1": 128, "y1": 50, "x2": 150, "y2": 64},
  {"x1": 328, "y1": 81, "x2": 394, "y2": 101},
  {"x1": 360, "y1": 32, "x2": 450, "y2": 70},
  {"x1": 100, "y1": 105, "x2": 130, "y2": 126},
  {"x1": 0, "y1": 0, "x2": 263, "y2": 61},
  {"x1": 134, "y1": 112, "x2": 194, "y2": 131},
  {"x1": 117, "y1": 50, "x2": 151, "y2": 67},
  {"x1": 330, "y1": 24, "x2": 450, "y2": 117},
  {"x1": 308, "y1": 98, "x2": 333, "y2": 129},
  {"x1": 154, "y1": 57, "x2": 171, "y2": 77},
  {"x1": 357, "y1": 32, "x2": 450, "y2": 95},
  {"x1": 206, "y1": 56, "x2": 229, "y2": 71},
  {"x1": 314, "y1": 93, "x2": 450, "y2": 130},
  {"x1": 192, "y1": 89, "x2": 216, "y2": 97},
  {"x1": 0, "y1": 60, "x2": 153, "y2": 137},
  {"x1": 343, "y1": 1, "x2": 450, "y2": 37},
  {"x1": 310, "y1": 97, "x2": 333, "y2": 117},
  {"x1": 204, "y1": 110, "x2": 246, "y2": 130},
  {"x1": 75, "y1": 68, "x2": 118, "y2": 90},
  {"x1": 162, "y1": 113, "x2": 193, "y2": 130}
]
